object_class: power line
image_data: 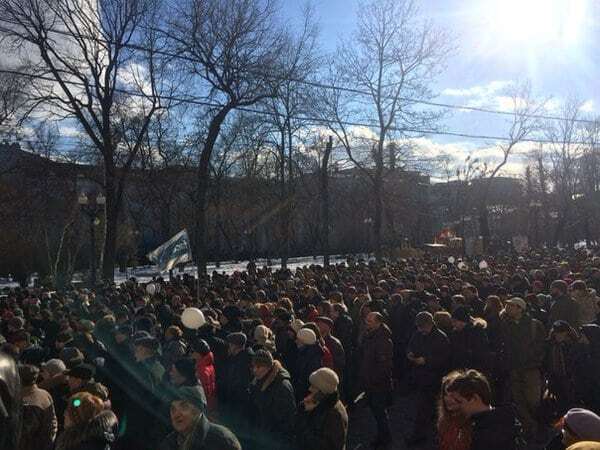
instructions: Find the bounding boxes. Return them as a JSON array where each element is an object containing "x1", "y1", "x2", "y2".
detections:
[
  {"x1": 0, "y1": 68, "x2": 592, "y2": 147},
  {"x1": 0, "y1": 18, "x2": 596, "y2": 126}
]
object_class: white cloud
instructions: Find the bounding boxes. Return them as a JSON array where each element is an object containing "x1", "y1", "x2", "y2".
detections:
[
  {"x1": 442, "y1": 80, "x2": 511, "y2": 99},
  {"x1": 404, "y1": 136, "x2": 537, "y2": 179},
  {"x1": 580, "y1": 100, "x2": 594, "y2": 113}
]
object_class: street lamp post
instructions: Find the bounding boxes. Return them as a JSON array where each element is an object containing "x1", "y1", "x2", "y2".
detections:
[{"x1": 78, "y1": 192, "x2": 105, "y2": 287}]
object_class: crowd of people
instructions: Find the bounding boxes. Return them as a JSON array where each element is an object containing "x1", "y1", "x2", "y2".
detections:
[{"x1": 1, "y1": 249, "x2": 600, "y2": 450}]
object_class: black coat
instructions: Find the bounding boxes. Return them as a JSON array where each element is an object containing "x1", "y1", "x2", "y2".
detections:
[
  {"x1": 407, "y1": 326, "x2": 450, "y2": 389},
  {"x1": 449, "y1": 322, "x2": 489, "y2": 372},
  {"x1": 295, "y1": 392, "x2": 348, "y2": 450},
  {"x1": 359, "y1": 325, "x2": 394, "y2": 393},
  {"x1": 549, "y1": 294, "x2": 580, "y2": 329},
  {"x1": 158, "y1": 413, "x2": 241, "y2": 450},
  {"x1": 293, "y1": 344, "x2": 324, "y2": 401},
  {"x1": 221, "y1": 348, "x2": 254, "y2": 406},
  {"x1": 248, "y1": 361, "x2": 297, "y2": 450},
  {"x1": 470, "y1": 405, "x2": 522, "y2": 450},
  {"x1": 333, "y1": 313, "x2": 354, "y2": 358}
]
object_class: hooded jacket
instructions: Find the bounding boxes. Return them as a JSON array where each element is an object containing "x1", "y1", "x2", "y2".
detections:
[
  {"x1": 54, "y1": 410, "x2": 118, "y2": 450},
  {"x1": 195, "y1": 353, "x2": 217, "y2": 412},
  {"x1": 295, "y1": 392, "x2": 348, "y2": 450},
  {"x1": 249, "y1": 360, "x2": 296, "y2": 449}
]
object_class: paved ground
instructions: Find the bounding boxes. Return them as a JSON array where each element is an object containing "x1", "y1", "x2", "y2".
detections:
[
  {"x1": 347, "y1": 390, "x2": 435, "y2": 450},
  {"x1": 347, "y1": 389, "x2": 555, "y2": 450}
]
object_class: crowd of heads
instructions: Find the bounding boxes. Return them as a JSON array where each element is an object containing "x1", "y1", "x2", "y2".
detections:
[{"x1": 1, "y1": 247, "x2": 600, "y2": 449}]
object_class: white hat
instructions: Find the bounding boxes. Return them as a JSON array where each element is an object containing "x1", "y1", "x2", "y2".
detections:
[
  {"x1": 506, "y1": 297, "x2": 527, "y2": 310},
  {"x1": 309, "y1": 368, "x2": 339, "y2": 394},
  {"x1": 297, "y1": 328, "x2": 317, "y2": 346}
]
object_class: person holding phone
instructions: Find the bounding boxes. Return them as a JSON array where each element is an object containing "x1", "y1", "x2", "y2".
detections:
[{"x1": 296, "y1": 368, "x2": 348, "y2": 450}]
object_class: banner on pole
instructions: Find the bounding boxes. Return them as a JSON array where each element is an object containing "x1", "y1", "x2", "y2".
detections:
[{"x1": 147, "y1": 229, "x2": 193, "y2": 272}]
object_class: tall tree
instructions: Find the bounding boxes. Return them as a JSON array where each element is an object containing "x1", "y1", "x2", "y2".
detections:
[
  {"x1": 0, "y1": 0, "x2": 171, "y2": 281},
  {"x1": 474, "y1": 83, "x2": 544, "y2": 251},
  {"x1": 167, "y1": 0, "x2": 291, "y2": 272},
  {"x1": 321, "y1": 0, "x2": 451, "y2": 259},
  {"x1": 545, "y1": 100, "x2": 587, "y2": 246}
]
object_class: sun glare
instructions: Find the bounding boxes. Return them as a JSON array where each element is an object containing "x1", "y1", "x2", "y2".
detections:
[{"x1": 484, "y1": 0, "x2": 587, "y2": 48}]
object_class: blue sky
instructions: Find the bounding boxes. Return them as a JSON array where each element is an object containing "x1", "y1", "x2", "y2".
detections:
[{"x1": 285, "y1": 0, "x2": 600, "y2": 175}]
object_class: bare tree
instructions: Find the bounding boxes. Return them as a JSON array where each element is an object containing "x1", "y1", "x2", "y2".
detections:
[
  {"x1": 319, "y1": 0, "x2": 451, "y2": 259},
  {"x1": 0, "y1": 75, "x2": 21, "y2": 128},
  {"x1": 0, "y1": 0, "x2": 171, "y2": 281},
  {"x1": 166, "y1": 0, "x2": 292, "y2": 272},
  {"x1": 474, "y1": 83, "x2": 545, "y2": 251},
  {"x1": 545, "y1": 100, "x2": 587, "y2": 246},
  {"x1": 264, "y1": 4, "x2": 320, "y2": 267}
]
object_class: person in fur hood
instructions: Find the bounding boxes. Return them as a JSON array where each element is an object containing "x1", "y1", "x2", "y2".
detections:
[
  {"x1": 54, "y1": 392, "x2": 118, "y2": 450},
  {"x1": 295, "y1": 367, "x2": 348, "y2": 450},
  {"x1": 248, "y1": 349, "x2": 296, "y2": 450}
]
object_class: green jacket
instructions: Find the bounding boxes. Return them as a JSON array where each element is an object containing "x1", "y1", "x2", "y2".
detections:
[{"x1": 500, "y1": 313, "x2": 546, "y2": 370}]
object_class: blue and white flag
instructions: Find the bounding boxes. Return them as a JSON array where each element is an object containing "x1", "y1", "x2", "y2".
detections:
[{"x1": 147, "y1": 229, "x2": 193, "y2": 272}]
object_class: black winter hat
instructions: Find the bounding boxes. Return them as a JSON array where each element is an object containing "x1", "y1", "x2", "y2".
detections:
[
  {"x1": 65, "y1": 363, "x2": 95, "y2": 381},
  {"x1": 191, "y1": 339, "x2": 211, "y2": 355},
  {"x1": 173, "y1": 358, "x2": 197, "y2": 383},
  {"x1": 222, "y1": 306, "x2": 242, "y2": 321},
  {"x1": 451, "y1": 306, "x2": 471, "y2": 324},
  {"x1": 226, "y1": 332, "x2": 247, "y2": 348},
  {"x1": 134, "y1": 336, "x2": 160, "y2": 352}
]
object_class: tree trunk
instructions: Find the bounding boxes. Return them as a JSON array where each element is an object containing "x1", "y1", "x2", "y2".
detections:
[
  {"x1": 373, "y1": 142, "x2": 385, "y2": 260},
  {"x1": 320, "y1": 137, "x2": 333, "y2": 266},
  {"x1": 194, "y1": 107, "x2": 231, "y2": 274},
  {"x1": 102, "y1": 167, "x2": 118, "y2": 282},
  {"x1": 278, "y1": 129, "x2": 288, "y2": 269},
  {"x1": 478, "y1": 203, "x2": 490, "y2": 252}
]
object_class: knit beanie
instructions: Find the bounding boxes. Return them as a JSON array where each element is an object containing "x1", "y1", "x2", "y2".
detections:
[
  {"x1": 297, "y1": 328, "x2": 317, "y2": 346},
  {"x1": 309, "y1": 368, "x2": 339, "y2": 394},
  {"x1": 66, "y1": 392, "x2": 104, "y2": 428},
  {"x1": 252, "y1": 349, "x2": 274, "y2": 368},
  {"x1": 564, "y1": 408, "x2": 600, "y2": 441},
  {"x1": 173, "y1": 386, "x2": 207, "y2": 412}
]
